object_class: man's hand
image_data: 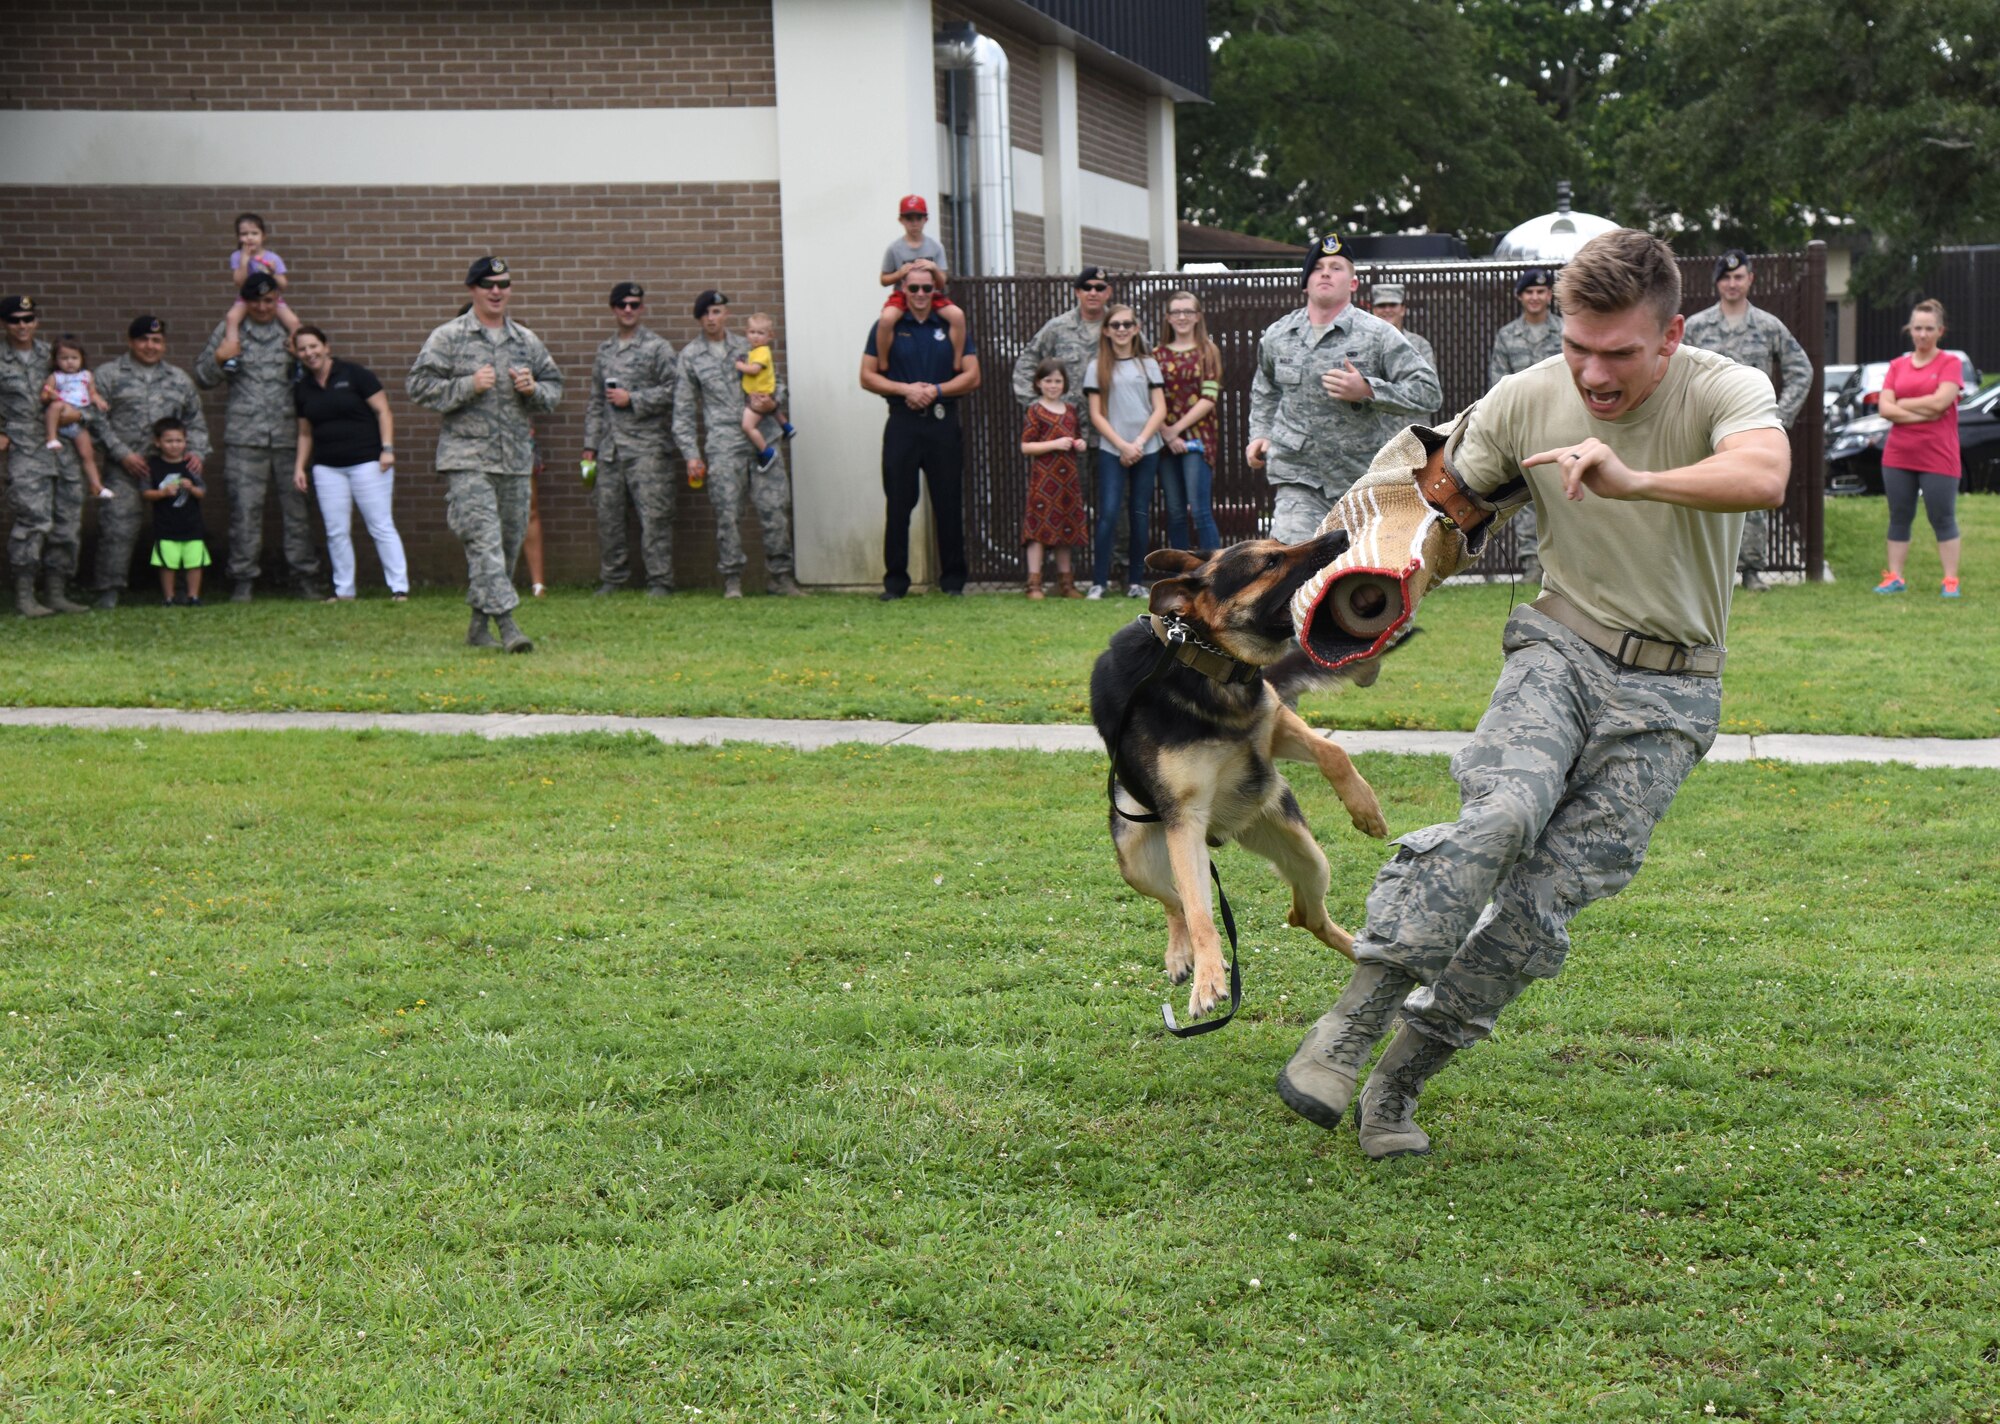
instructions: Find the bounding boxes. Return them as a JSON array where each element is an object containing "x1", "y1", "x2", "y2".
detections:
[
  {"x1": 293, "y1": 469, "x2": 309, "y2": 493},
  {"x1": 607, "y1": 387, "x2": 632, "y2": 408},
  {"x1": 1525, "y1": 438, "x2": 1645, "y2": 502},
  {"x1": 509, "y1": 366, "x2": 536, "y2": 395},
  {"x1": 122, "y1": 452, "x2": 148, "y2": 478},
  {"x1": 473, "y1": 364, "x2": 497, "y2": 393},
  {"x1": 903, "y1": 382, "x2": 936, "y2": 411},
  {"x1": 186, "y1": 453, "x2": 204, "y2": 476},
  {"x1": 687, "y1": 458, "x2": 707, "y2": 484},
  {"x1": 1321, "y1": 360, "x2": 1373, "y2": 403},
  {"x1": 1245, "y1": 437, "x2": 1270, "y2": 470}
]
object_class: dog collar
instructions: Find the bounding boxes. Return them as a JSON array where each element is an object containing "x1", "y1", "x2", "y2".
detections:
[{"x1": 1145, "y1": 615, "x2": 1262, "y2": 686}]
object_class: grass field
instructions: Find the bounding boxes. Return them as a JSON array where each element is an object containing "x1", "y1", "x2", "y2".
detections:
[
  {"x1": 3, "y1": 729, "x2": 1995, "y2": 1420},
  {"x1": 0, "y1": 497, "x2": 1993, "y2": 738}
]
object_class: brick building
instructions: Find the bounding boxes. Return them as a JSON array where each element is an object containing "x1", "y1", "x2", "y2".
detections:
[{"x1": 0, "y1": 0, "x2": 1206, "y2": 592}]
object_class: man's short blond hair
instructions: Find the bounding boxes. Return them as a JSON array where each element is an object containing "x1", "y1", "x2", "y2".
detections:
[{"x1": 1554, "y1": 229, "x2": 1682, "y2": 327}]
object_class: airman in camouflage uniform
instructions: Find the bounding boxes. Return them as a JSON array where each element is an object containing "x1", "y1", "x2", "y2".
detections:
[
  {"x1": 406, "y1": 256, "x2": 563, "y2": 652},
  {"x1": 1248, "y1": 237, "x2": 1444, "y2": 541},
  {"x1": 0, "y1": 296, "x2": 87, "y2": 616},
  {"x1": 1277, "y1": 230, "x2": 1790, "y2": 1159},
  {"x1": 1367, "y1": 283, "x2": 1440, "y2": 416},
  {"x1": 195, "y1": 274, "x2": 323, "y2": 601},
  {"x1": 1009, "y1": 266, "x2": 1114, "y2": 444},
  {"x1": 584, "y1": 282, "x2": 680, "y2": 596},
  {"x1": 1488, "y1": 267, "x2": 1566, "y2": 583},
  {"x1": 670, "y1": 290, "x2": 797, "y2": 598},
  {"x1": 90, "y1": 315, "x2": 211, "y2": 608},
  {"x1": 1683, "y1": 250, "x2": 1814, "y2": 590}
]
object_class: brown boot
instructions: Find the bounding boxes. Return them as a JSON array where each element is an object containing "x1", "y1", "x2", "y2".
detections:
[
  {"x1": 1056, "y1": 572, "x2": 1082, "y2": 599},
  {"x1": 1025, "y1": 572, "x2": 1044, "y2": 600}
]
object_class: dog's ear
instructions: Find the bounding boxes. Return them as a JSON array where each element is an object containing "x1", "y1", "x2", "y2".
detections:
[
  {"x1": 1145, "y1": 548, "x2": 1206, "y2": 575},
  {"x1": 1148, "y1": 576, "x2": 1203, "y2": 618}
]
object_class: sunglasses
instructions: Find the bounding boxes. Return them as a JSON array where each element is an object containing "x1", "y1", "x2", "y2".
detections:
[
  {"x1": 614, "y1": 300, "x2": 643, "y2": 310},
  {"x1": 1106, "y1": 319, "x2": 1138, "y2": 330},
  {"x1": 476, "y1": 280, "x2": 512, "y2": 291},
  {"x1": 4, "y1": 316, "x2": 35, "y2": 325},
  {"x1": 1078, "y1": 282, "x2": 1111, "y2": 293},
  {"x1": 905, "y1": 283, "x2": 935, "y2": 294}
]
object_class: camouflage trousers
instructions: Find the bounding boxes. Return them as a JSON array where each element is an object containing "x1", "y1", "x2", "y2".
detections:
[
  {"x1": 595, "y1": 447, "x2": 677, "y2": 590},
  {"x1": 1738, "y1": 508, "x2": 1768, "y2": 574},
  {"x1": 1269, "y1": 482, "x2": 1334, "y2": 544},
  {"x1": 704, "y1": 443, "x2": 794, "y2": 580},
  {"x1": 225, "y1": 445, "x2": 322, "y2": 585},
  {"x1": 91, "y1": 465, "x2": 150, "y2": 591},
  {"x1": 1513, "y1": 503, "x2": 1540, "y2": 573},
  {"x1": 1352, "y1": 604, "x2": 1719, "y2": 1048},
  {"x1": 444, "y1": 470, "x2": 530, "y2": 615},
  {"x1": 5, "y1": 442, "x2": 82, "y2": 579}
]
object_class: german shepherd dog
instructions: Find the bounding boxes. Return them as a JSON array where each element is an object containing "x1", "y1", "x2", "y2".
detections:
[{"x1": 1090, "y1": 530, "x2": 1391, "y2": 1026}]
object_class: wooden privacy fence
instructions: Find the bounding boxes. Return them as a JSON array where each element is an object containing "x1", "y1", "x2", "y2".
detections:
[{"x1": 951, "y1": 244, "x2": 1827, "y2": 584}]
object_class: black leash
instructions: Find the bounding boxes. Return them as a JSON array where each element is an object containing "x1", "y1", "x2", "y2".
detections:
[{"x1": 1105, "y1": 616, "x2": 1244, "y2": 1038}]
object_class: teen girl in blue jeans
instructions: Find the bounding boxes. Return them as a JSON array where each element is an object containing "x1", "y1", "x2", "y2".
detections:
[{"x1": 1083, "y1": 304, "x2": 1167, "y2": 598}]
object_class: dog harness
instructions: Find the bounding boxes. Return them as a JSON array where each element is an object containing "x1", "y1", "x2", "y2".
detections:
[{"x1": 1144, "y1": 612, "x2": 1261, "y2": 685}]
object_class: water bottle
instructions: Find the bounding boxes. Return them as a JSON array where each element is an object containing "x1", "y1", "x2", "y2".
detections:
[{"x1": 579, "y1": 458, "x2": 597, "y2": 489}]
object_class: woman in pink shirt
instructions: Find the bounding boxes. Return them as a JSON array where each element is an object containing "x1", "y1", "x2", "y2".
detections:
[{"x1": 1874, "y1": 299, "x2": 1965, "y2": 597}]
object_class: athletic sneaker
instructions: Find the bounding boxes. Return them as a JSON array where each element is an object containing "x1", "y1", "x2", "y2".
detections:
[
  {"x1": 754, "y1": 445, "x2": 778, "y2": 471},
  {"x1": 1942, "y1": 577, "x2": 1961, "y2": 599},
  {"x1": 1125, "y1": 582, "x2": 1146, "y2": 598},
  {"x1": 781, "y1": 422, "x2": 797, "y2": 440},
  {"x1": 1085, "y1": 583, "x2": 1105, "y2": 600},
  {"x1": 1872, "y1": 571, "x2": 1906, "y2": 594}
]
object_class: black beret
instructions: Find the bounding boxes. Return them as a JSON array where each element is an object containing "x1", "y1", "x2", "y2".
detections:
[
  {"x1": 239, "y1": 273, "x2": 279, "y2": 300},
  {"x1": 1714, "y1": 249, "x2": 1750, "y2": 283},
  {"x1": 2, "y1": 295, "x2": 38, "y2": 320},
  {"x1": 465, "y1": 256, "x2": 510, "y2": 287},
  {"x1": 1515, "y1": 267, "x2": 1555, "y2": 295},
  {"x1": 609, "y1": 281, "x2": 646, "y2": 306},
  {"x1": 128, "y1": 314, "x2": 165, "y2": 338},
  {"x1": 1301, "y1": 233, "x2": 1349, "y2": 287},
  {"x1": 692, "y1": 289, "x2": 729, "y2": 319},
  {"x1": 1073, "y1": 267, "x2": 1110, "y2": 288}
]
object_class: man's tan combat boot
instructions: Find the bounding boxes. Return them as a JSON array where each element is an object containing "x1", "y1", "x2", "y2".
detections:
[
  {"x1": 1355, "y1": 1023, "x2": 1458, "y2": 1159},
  {"x1": 1275, "y1": 962, "x2": 1414, "y2": 1130},
  {"x1": 467, "y1": 611, "x2": 499, "y2": 648},
  {"x1": 42, "y1": 577, "x2": 87, "y2": 614},
  {"x1": 15, "y1": 576, "x2": 51, "y2": 618},
  {"x1": 494, "y1": 613, "x2": 534, "y2": 654}
]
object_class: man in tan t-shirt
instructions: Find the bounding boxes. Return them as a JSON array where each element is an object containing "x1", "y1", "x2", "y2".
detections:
[{"x1": 1278, "y1": 230, "x2": 1790, "y2": 1159}]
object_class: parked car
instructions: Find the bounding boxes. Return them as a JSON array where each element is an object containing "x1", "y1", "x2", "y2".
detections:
[
  {"x1": 1825, "y1": 380, "x2": 2000, "y2": 495},
  {"x1": 1822, "y1": 363, "x2": 1859, "y2": 439},
  {"x1": 1851, "y1": 350, "x2": 1981, "y2": 414}
]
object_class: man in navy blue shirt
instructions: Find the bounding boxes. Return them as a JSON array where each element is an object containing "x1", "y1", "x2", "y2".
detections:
[{"x1": 858, "y1": 267, "x2": 982, "y2": 599}]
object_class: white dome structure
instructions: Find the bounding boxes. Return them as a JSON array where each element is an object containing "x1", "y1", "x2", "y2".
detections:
[{"x1": 1491, "y1": 181, "x2": 1619, "y2": 263}]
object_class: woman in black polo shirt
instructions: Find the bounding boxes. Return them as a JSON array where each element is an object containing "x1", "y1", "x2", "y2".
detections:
[{"x1": 291, "y1": 325, "x2": 408, "y2": 601}]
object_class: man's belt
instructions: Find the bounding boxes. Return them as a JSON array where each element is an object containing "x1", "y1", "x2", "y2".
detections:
[{"x1": 1532, "y1": 592, "x2": 1726, "y2": 678}]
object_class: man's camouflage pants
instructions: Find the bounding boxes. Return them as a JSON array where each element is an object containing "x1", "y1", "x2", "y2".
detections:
[
  {"x1": 1738, "y1": 508, "x2": 1769, "y2": 574},
  {"x1": 1352, "y1": 604, "x2": 1719, "y2": 1048},
  {"x1": 704, "y1": 439, "x2": 794, "y2": 581},
  {"x1": 225, "y1": 445, "x2": 321, "y2": 585},
  {"x1": 1269, "y1": 482, "x2": 1334, "y2": 544},
  {"x1": 92, "y1": 465, "x2": 150, "y2": 591},
  {"x1": 6, "y1": 442, "x2": 82, "y2": 580},
  {"x1": 595, "y1": 447, "x2": 676, "y2": 590},
  {"x1": 445, "y1": 470, "x2": 530, "y2": 615}
]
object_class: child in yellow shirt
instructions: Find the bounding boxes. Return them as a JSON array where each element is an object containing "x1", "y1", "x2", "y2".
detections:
[{"x1": 735, "y1": 312, "x2": 796, "y2": 472}]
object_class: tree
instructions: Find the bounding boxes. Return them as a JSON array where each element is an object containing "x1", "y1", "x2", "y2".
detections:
[{"x1": 1180, "y1": 0, "x2": 1579, "y2": 249}]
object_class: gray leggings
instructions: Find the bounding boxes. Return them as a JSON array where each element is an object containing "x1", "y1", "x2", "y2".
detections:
[{"x1": 1883, "y1": 466, "x2": 1960, "y2": 542}]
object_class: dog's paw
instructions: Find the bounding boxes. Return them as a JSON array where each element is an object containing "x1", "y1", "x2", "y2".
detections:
[
  {"x1": 1187, "y1": 959, "x2": 1228, "y2": 1019},
  {"x1": 1346, "y1": 787, "x2": 1389, "y2": 840},
  {"x1": 1165, "y1": 928, "x2": 1194, "y2": 985},
  {"x1": 1288, "y1": 905, "x2": 1358, "y2": 960}
]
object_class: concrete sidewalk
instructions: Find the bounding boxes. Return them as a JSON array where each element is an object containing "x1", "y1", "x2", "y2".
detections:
[{"x1": 3, "y1": 706, "x2": 1998, "y2": 769}]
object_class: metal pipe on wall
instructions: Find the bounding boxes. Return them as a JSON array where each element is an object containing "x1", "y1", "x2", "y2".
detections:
[{"x1": 968, "y1": 34, "x2": 1014, "y2": 276}]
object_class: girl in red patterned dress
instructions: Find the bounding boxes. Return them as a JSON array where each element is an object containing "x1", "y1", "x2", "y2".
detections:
[{"x1": 1019, "y1": 358, "x2": 1089, "y2": 599}]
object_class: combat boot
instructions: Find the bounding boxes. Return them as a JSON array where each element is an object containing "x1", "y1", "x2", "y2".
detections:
[
  {"x1": 1276, "y1": 963, "x2": 1415, "y2": 1130},
  {"x1": 92, "y1": 589, "x2": 118, "y2": 610},
  {"x1": 15, "y1": 577, "x2": 51, "y2": 618},
  {"x1": 1355, "y1": 1023, "x2": 1458, "y2": 1160},
  {"x1": 42, "y1": 578, "x2": 88, "y2": 614},
  {"x1": 722, "y1": 575, "x2": 742, "y2": 600},
  {"x1": 466, "y1": 611, "x2": 499, "y2": 648},
  {"x1": 231, "y1": 580, "x2": 255, "y2": 603},
  {"x1": 494, "y1": 612, "x2": 534, "y2": 654},
  {"x1": 767, "y1": 572, "x2": 803, "y2": 597}
]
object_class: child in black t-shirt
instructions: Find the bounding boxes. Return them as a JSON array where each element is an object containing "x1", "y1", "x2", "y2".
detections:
[{"x1": 143, "y1": 417, "x2": 211, "y2": 606}]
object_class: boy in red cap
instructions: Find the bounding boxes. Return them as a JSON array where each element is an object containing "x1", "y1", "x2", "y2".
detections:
[{"x1": 875, "y1": 195, "x2": 967, "y2": 374}]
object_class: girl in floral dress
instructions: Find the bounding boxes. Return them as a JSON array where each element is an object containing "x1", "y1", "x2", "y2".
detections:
[{"x1": 1019, "y1": 358, "x2": 1088, "y2": 598}]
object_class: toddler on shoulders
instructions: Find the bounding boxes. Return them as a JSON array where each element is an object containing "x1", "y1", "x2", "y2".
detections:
[
  {"x1": 875, "y1": 195, "x2": 967, "y2": 374},
  {"x1": 223, "y1": 211, "x2": 302, "y2": 347}
]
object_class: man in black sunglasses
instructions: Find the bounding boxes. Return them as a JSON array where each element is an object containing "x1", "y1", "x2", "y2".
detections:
[
  {"x1": 1010, "y1": 267, "x2": 1114, "y2": 444},
  {"x1": 407, "y1": 255, "x2": 564, "y2": 652},
  {"x1": 583, "y1": 281, "x2": 680, "y2": 598},
  {"x1": 0, "y1": 295, "x2": 90, "y2": 616}
]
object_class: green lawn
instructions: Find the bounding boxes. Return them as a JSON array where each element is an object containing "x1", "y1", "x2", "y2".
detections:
[
  {"x1": 3, "y1": 729, "x2": 1995, "y2": 1420},
  {"x1": 0, "y1": 497, "x2": 1994, "y2": 737}
]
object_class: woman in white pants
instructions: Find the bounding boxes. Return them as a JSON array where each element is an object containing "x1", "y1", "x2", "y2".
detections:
[{"x1": 291, "y1": 326, "x2": 409, "y2": 600}]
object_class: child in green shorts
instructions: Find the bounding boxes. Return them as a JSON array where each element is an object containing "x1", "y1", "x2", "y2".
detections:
[{"x1": 144, "y1": 417, "x2": 211, "y2": 606}]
